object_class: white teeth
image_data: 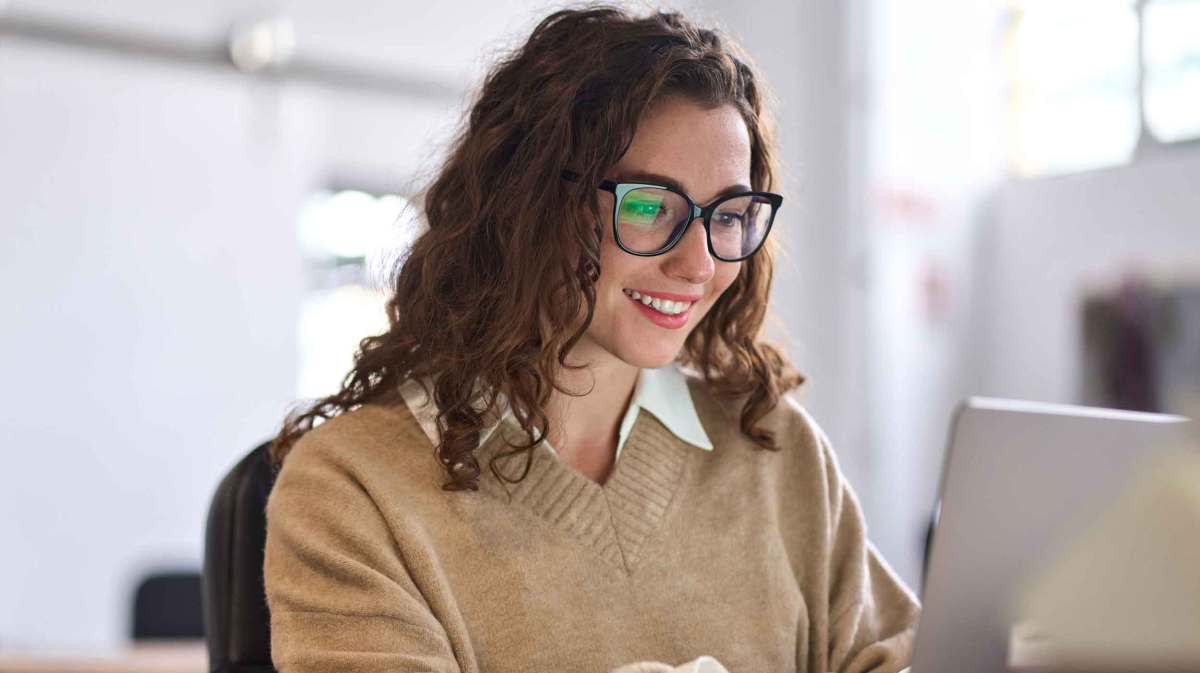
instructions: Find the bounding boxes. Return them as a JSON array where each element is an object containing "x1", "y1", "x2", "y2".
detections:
[{"x1": 625, "y1": 289, "x2": 692, "y2": 315}]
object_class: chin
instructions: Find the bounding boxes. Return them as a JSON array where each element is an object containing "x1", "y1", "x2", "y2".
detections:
[{"x1": 610, "y1": 337, "x2": 684, "y2": 369}]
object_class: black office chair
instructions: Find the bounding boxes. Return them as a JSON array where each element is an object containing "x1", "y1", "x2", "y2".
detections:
[{"x1": 202, "y1": 441, "x2": 278, "y2": 673}]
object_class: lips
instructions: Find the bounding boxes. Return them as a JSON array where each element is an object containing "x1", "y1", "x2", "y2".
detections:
[
  {"x1": 623, "y1": 289, "x2": 692, "y2": 315},
  {"x1": 623, "y1": 289, "x2": 695, "y2": 329}
]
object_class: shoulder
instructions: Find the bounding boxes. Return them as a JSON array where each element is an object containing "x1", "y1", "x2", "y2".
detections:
[
  {"x1": 681, "y1": 368, "x2": 828, "y2": 452},
  {"x1": 271, "y1": 399, "x2": 443, "y2": 507},
  {"x1": 682, "y1": 369, "x2": 841, "y2": 487}
]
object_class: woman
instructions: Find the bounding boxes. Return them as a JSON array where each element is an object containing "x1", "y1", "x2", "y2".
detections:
[{"x1": 264, "y1": 6, "x2": 919, "y2": 673}]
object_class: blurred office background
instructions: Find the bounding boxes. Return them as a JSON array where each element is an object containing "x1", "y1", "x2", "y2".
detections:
[{"x1": 1, "y1": 0, "x2": 1197, "y2": 652}]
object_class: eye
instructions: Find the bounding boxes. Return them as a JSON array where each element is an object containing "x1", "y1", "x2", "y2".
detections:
[
  {"x1": 630, "y1": 202, "x2": 671, "y2": 223},
  {"x1": 714, "y1": 210, "x2": 746, "y2": 228}
]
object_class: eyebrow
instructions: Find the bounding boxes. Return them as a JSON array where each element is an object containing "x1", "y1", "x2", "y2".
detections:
[{"x1": 613, "y1": 170, "x2": 752, "y2": 203}]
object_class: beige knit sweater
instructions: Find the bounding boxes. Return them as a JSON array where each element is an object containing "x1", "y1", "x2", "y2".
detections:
[{"x1": 264, "y1": 376, "x2": 920, "y2": 672}]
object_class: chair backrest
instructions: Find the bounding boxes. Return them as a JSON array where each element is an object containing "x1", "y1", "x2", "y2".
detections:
[
  {"x1": 132, "y1": 570, "x2": 205, "y2": 640},
  {"x1": 202, "y1": 441, "x2": 278, "y2": 673}
]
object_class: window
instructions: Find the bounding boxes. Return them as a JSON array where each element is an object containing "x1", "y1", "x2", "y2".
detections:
[
  {"x1": 296, "y1": 189, "x2": 421, "y2": 399},
  {"x1": 1144, "y1": 0, "x2": 1200, "y2": 142},
  {"x1": 1003, "y1": 0, "x2": 1141, "y2": 176},
  {"x1": 1003, "y1": 0, "x2": 1200, "y2": 177}
]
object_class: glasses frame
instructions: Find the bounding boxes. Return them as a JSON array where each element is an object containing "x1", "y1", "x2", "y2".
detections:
[{"x1": 597, "y1": 178, "x2": 783, "y2": 262}]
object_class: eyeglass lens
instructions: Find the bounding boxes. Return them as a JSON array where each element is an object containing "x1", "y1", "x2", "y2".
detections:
[{"x1": 616, "y1": 187, "x2": 773, "y2": 260}]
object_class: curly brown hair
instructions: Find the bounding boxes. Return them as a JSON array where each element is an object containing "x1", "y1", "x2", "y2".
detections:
[{"x1": 272, "y1": 5, "x2": 804, "y2": 490}]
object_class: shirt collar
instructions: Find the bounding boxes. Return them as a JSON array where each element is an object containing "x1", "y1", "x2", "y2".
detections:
[
  {"x1": 617, "y1": 364, "x2": 713, "y2": 457},
  {"x1": 398, "y1": 364, "x2": 713, "y2": 457}
]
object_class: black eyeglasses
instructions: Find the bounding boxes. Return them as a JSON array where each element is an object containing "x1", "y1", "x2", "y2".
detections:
[{"x1": 563, "y1": 171, "x2": 783, "y2": 262}]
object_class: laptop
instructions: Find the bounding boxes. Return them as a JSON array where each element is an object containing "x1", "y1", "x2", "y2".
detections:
[{"x1": 910, "y1": 397, "x2": 1196, "y2": 673}]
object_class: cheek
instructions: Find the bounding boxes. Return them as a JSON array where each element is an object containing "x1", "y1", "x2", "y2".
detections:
[
  {"x1": 597, "y1": 225, "x2": 621, "y2": 267},
  {"x1": 692, "y1": 263, "x2": 742, "y2": 324},
  {"x1": 590, "y1": 244, "x2": 637, "y2": 330},
  {"x1": 595, "y1": 236, "x2": 623, "y2": 292},
  {"x1": 596, "y1": 224, "x2": 650, "y2": 292},
  {"x1": 711, "y1": 262, "x2": 742, "y2": 296}
]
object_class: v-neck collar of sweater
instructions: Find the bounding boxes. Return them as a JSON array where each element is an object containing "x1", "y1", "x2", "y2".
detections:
[
  {"x1": 397, "y1": 366, "x2": 709, "y2": 573},
  {"x1": 476, "y1": 404, "x2": 693, "y2": 573}
]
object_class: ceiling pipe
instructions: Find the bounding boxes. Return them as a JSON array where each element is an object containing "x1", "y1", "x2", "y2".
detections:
[{"x1": 0, "y1": 8, "x2": 462, "y2": 102}]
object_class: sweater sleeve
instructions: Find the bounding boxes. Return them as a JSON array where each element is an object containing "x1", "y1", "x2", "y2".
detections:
[
  {"x1": 814, "y1": 420, "x2": 921, "y2": 673},
  {"x1": 263, "y1": 430, "x2": 464, "y2": 673}
]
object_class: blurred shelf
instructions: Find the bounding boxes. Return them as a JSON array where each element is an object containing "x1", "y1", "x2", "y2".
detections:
[{"x1": 0, "y1": 640, "x2": 205, "y2": 673}]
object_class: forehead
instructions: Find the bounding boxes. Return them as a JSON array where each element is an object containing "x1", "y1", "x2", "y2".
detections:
[{"x1": 612, "y1": 97, "x2": 752, "y2": 202}]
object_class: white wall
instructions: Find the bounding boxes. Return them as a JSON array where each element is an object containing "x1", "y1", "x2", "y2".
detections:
[
  {"x1": 853, "y1": 0, "x2": 1007, "y2": 589},
  {"x1": 974, "y1": 149, "x2": 1200, "y2": 404},
  {"x1": 0, "y1": 37, "x2": 448, "y2": 648}
]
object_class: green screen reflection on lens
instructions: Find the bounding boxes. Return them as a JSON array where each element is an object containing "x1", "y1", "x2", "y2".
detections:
[{"x1": 619, "y1": 191, "x2": 665, "y2": 227}]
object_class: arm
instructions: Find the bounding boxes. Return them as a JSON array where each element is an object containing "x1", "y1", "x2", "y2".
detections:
[
  {"x1": 263, "y1": 432, "x2": 465, "y2": 673},
  {"x1": 816, "y1": 423, "x2": 921, "y2": 673}
]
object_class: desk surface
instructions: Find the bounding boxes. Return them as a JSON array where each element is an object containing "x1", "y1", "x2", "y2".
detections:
[{"x1": 0, "y1": 641, "x2": 205, "y2": 673}]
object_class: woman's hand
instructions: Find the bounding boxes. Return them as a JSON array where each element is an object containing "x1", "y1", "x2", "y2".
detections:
[{"x1": 611, "y1": 657, "x2": 730, "y2": 673}]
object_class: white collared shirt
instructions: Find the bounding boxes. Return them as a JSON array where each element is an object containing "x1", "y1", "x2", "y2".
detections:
[{"x1": 399, "y1": 363, "x2": 714, "y2": 461}]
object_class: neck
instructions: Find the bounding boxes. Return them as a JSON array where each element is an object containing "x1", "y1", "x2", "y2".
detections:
[{"x1": 545, "y1": 347, "x2": 640, "y2": 482}]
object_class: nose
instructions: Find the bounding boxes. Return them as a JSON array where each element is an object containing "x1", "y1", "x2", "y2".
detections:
[{"x1": 661, "y1": 216, "x2": 715, "y2": 285}]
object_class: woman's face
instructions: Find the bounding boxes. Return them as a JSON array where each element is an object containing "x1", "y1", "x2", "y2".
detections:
[{"x1": 579, "y1": 96, "x2": 752, "y2": 370}]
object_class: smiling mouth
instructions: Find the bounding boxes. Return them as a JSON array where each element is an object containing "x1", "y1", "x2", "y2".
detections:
[{"x1": 622, "y1": 288, "x2": 695, "y2": 316}]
